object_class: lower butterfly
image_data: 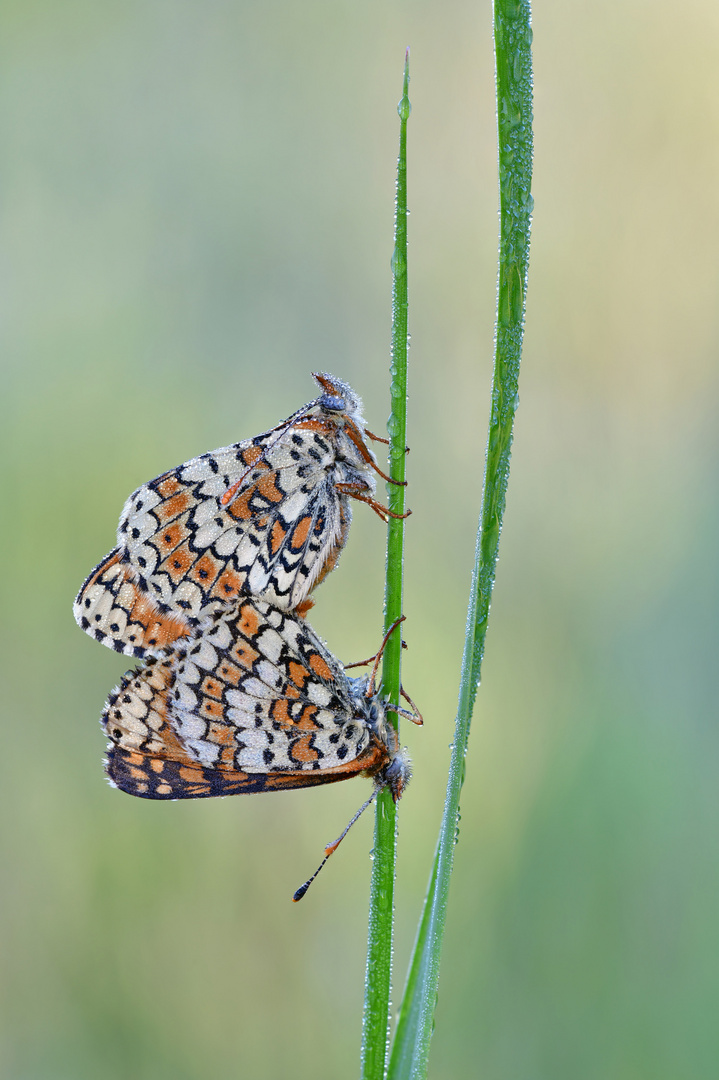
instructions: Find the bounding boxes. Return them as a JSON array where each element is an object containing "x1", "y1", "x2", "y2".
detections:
[{"x1": 101, "y1": 598, "x2": 419, "y2": 898}]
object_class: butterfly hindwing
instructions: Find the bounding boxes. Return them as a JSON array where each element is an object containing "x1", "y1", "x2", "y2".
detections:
[
  {"x1": 105, "y1": 744, "x2": 386, "y2": 800},
  {"x1": 73, "y1": 549, "x2": 193, "y2": 658}
]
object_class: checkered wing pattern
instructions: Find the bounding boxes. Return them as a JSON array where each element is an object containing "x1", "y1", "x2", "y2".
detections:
[
  {"x1": 118, "y1": 427, "x2": 357, "y2": 619},
  {"x1": 73, "y1": 548, "x2": 193, "y2": 658},
  {"x1": 74, "y1": 374, "x2": 381, "y2": 656},
  {"x1": 102, "y1": 598, "x2": 393, "y2": 800}
]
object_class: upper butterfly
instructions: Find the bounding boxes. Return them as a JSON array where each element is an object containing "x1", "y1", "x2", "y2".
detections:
[{"x1": 74, "y1": 373, "x2": 406, "y2": 658}]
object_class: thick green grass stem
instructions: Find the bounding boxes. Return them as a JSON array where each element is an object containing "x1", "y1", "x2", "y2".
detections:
[
  {"x1": 360, "y1": 51, "x2": 411, "y2": 1080},
  {"x1": 388, "y1": 6, "x2": 533, "y2": 1078}
]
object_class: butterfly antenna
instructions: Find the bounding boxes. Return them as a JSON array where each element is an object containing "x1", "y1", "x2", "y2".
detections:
[
  {"x1": 366, "y1": 616, "x2": 406, "y2": 698},
  {"x1": 292, "y1": 789, "x2": 378, "y2": 902}
]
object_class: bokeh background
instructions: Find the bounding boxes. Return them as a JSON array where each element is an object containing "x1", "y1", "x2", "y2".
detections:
[{"x1": 1, "y1": 1, "x2": 718, "y2": 1077}]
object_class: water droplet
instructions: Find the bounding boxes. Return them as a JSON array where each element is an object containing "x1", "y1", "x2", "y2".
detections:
[{"x1": 391, "y1": 249, "x2": 407, "y2": 277}]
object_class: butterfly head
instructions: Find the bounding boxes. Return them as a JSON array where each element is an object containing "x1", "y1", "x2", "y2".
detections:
[{"x1": 312, "y1": 372, "x2": 365, "y2": 422}]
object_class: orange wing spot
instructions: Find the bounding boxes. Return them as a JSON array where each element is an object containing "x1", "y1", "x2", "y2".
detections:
[
  {"x1": 257, "y1": 473, "x2": 284, "y2": 504},
  {"x1": 308, "y1": 652, "x2": 333, "y2": 681},
  {"x1": 241, "y1": 446, "x2": 265, "y2": 467},
  {"x1": 200, "y1": 699, "x2": 225, "y2": 721},
  {"x1": 290, "y1": 734, "x2": 319, "y2": 763},
  {"x1": 187, "y1": 782, "x2": 213, "y2": 797},
  {"x1": 271, "y1": 699, "x2": 290, "y2": 725},
  {"x1": 288, "y1": 661, "x2": 310, "y2": 689},
  {"x1": 229, "y1": 640, "x2": 260, "y2": 669},
  {"x1": 189, "y1": 552, "x2": 222, "y2": 589},
  {"x1": 270, "y1": 520, "x2": 287, "y2": 555},
  {"x1": 211, "y1": 567, "x2": 244, "y2": 601},
  {"x1": 285, "y1": 684, "x2": 301, "y2": 700},
  {"x1": 235, "y1": 603, "x2": 260, "y2": 637},
  {"x1": 263, "y1": 773, "x2": 304, "y2": 790},
  {"x1": 159, "y1": 541, "x2": 194, "y2": 584},
  {"x1": 156, "y1": 521, "x2": 189, "y2": 554},
  {"x1": 129, "y1": 766, "x2": 148, "y2": 781},
  {"x1": 155, "y1": 490, "x2": 192, "y2": 524},
  {"x1": 207, "y1": 722, "x2": 234, "y2": 746},
  {"x1": 293, "y1": 417, "x2": 334, "y2": 435},
  {"x1": 293, "y1": 704, "x2": 319, "y2": 731},
  {"x1": 290, "y1": 516, "x2": 312, "y2": 550},
  {"x1": 149, "y1": 759, "x2": 165, "y2": 774},
  {"x1": 156, "y1": 476, "x2": 185, "y2": 498},
  {"x1": 179, "y1": 765, "x2": 207, "y2": 784},
  {"x1": 145, "y1": 614, "x2": 191, "y2": 649},
  {"x1": 126, "y1": 585, "x2": 190, "y2": 645},
  {"x1": 200, "y1": 676, "x2": 223, "y2": 700},
  {"x1": 217, "y1": 745, "x2": 237, "y2": 768},
  {"x1": 155, "y1": 782, "x2": 173, "y2": 796},
  {"x1": 216, "y1": 661, "x2": 243, "y2": 687},
  {"x1": 126, "y1": 752, "x2": 145, "y2": 766},
  {"x1": 226, "y1": 490, "x2": 253, "y2": 519}
]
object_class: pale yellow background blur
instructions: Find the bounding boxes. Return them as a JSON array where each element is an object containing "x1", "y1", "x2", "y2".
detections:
[{"x1": 1, "y1": 2, "x2": 717, "y2": 1077}]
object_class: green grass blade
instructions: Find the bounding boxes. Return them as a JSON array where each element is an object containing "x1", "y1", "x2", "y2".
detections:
[
  {"x1": 360, "y1": 49, "x2": 411, "y2": 1080},
  {"x1": 388, "y1": 5, "x2": 534, "y2": 1077}
]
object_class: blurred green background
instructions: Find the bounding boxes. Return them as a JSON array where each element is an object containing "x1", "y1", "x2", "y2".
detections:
[{"x1": 1, "y1": 1, "x2": 717, "y2": 1077}]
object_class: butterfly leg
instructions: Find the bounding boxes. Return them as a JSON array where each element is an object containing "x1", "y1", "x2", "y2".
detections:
[
  {"x1": 385, "y1": 686, "x2": 424, "y2": 726},
  {"x1": 335, "y1": 482, "x2": 411, "y2": 523},
  {"x1": 343, "y1": 416, "x2": 408, "y2": 487},
  {"x1": 364, "y1": 428, "x2": 410, "y2": 454},
  {"x1": 344, "y1": 639, "x2": 407, "y2": 671}
]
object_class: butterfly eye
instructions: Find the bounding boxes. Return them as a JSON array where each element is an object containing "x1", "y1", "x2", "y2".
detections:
[{"x1": 318, "y1": 393, "x2": 345, "y2": 412}]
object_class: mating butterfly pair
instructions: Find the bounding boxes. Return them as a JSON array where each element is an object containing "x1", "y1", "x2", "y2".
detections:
[{"x1": 75, "y1": 373, "x2": 415, "y2": 894}]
